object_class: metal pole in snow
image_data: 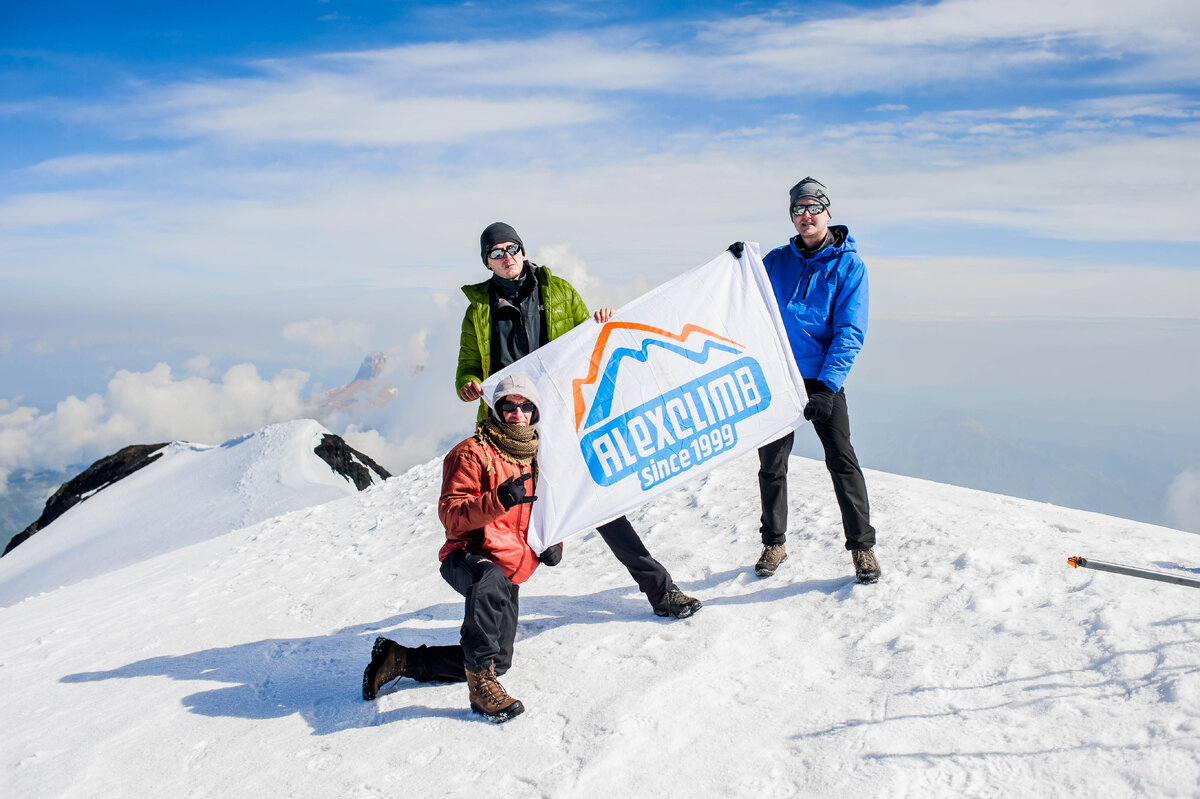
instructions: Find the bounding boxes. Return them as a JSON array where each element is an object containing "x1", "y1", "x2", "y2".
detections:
[{"x1": 1068, "y1": 556, "x2": 1200, "y2": 589}]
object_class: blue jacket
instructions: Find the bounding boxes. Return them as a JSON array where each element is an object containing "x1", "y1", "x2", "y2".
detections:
[{"x1": 763, "y1": 225, "x2": 868, "y2": 393}]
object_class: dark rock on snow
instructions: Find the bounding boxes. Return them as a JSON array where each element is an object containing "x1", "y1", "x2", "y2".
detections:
[
  {"x1": 3, "y1": 443, "x2": 168, "y2": 556},
  {"x1": 4, "y1": 432, "x2": 392, "y2": 557},
  {"x1": 314, "y1": 434, "x2": 391, "y2": 490}
]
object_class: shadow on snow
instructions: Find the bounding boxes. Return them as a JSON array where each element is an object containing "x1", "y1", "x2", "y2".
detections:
[{"x1": 61, "y1": 569, "x2": 846, "y2": 735}]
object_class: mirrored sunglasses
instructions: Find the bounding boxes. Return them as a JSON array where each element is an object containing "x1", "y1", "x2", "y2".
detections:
[
  {"x1": 790, "y1": 203, "x2": 828, "y2": 217},
  {"x1": 488, "y1": 244, "x2": 522, "y2": 260}
]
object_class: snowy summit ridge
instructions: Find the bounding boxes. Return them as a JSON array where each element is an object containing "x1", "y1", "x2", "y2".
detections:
[
  {"x1": 0, "y1": 419, "x2": 388, "y2": 608},
  {"x1": 0, "y1": 423, "x2": 1197, "y2": 797}
]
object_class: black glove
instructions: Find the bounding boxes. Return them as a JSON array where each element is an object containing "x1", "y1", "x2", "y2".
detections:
[
  {"x1": 497, "y1": 472, "x2": 536, "y2": 510},
  {"x1": 727, "y1": 241, "x2": 745, "y2": 259},
  {"x1": 803, "y1": 386, "x2": 837, "y2": 423},
  {"x1": 538, "y1": 543, "x2": 563, "y2": 567}
]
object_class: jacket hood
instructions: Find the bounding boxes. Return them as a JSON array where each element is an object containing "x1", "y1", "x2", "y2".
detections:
[
  {"x1": 462, "y1": 264, "x2": 551, "y2": 304},
  {"x1": 492, "y1": 374, "x2": 543, "y2": 424},
  {"x1": 790, "y1": 225, "x2": 854, "y2": 260}
]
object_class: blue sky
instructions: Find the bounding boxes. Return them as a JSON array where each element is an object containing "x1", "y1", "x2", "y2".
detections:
[{"x1": 2, "y1": 0, "x2": 1199, "y2": 525}]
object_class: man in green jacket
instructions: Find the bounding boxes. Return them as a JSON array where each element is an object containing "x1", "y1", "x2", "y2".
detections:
[{"x1": 456, "y1": 222, "x2": 702, "y2": 619}]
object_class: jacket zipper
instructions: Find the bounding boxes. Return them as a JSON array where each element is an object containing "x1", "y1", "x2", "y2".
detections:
[
  {"x1": 802, "y1": 270, "x2": 816, "y2": 301},
  {"x1": 793, "y1": 260, "x2": 815, "y2": 304}
]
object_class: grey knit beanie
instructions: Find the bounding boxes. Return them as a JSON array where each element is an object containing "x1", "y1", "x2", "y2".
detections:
[
  {"x1": 480, "y1": 222, "x2": 525, "y2": 265},
  {"x1": 788, "y1": 177, "x2": 831, "y2": 209}
]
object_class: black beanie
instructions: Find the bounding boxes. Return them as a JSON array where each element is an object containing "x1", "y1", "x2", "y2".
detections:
[
  {"x1": 788, "y1": 177, "x2": 831, "y2": 209},
  {"x1": 480, "y1": 222, "x2": 525, "y2": 265}
]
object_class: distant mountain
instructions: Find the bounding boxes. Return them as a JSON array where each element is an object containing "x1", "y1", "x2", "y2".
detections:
[
  {"x1": 310, "y1": 351, "x2": 399, "y2": 418},
  {"x1": 0, "y1": 419, "x2": 389, "y2": 607}
]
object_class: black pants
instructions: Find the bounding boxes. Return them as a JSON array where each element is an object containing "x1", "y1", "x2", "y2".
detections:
[
  {"x1": 758, "y1": 380, "x2": 875, "y2": 551},
  {"x1": 401, "y1": 550, "x2": 520, "y2": 683},
  {"x1": 596, "y1": 516, "x2": 676, "y2": 606}
]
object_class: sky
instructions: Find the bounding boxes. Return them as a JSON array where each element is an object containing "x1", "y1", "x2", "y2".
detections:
[{"x1": 2, "y1": 1, "x2": 1199, "y2": 524}]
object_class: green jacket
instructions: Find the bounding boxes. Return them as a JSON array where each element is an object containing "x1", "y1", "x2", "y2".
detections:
[{"x1": 456, "y1": 265, "x2": 591, "y2": 418}]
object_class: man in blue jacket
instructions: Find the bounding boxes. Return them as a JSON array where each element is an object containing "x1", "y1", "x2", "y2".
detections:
[{"x1": 733, "y1": 177, "x2": 880, "y2": 584}]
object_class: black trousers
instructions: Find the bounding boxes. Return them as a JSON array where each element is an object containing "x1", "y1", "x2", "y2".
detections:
[
  {"x1": 758, "y1": 379, "x2": 876, "y2": 551},
  {"x1": 402, "y1": 550, "x2": 520, "y2": 683},
  {"x1": 596, "y1": 516, "x2": 676, "y2": 606}
]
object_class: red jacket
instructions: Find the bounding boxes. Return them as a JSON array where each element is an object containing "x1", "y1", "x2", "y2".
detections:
[{"x1": 437, "y1": 435, "x2": 541, "y2": 585}]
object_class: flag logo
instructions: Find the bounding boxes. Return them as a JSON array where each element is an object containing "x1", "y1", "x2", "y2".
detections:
[{"x1": 572, "y1": 322, "x2": 773, "y2": 489}]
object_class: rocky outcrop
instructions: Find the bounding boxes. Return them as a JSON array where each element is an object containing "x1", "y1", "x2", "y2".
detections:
[
  {"x1": 3, "y1": 444, "x2": 168, "y2": 556},
  {"x1": 314, "y1": 434, "x2": 392, "y2": 490},
  {"x1": 3, "y1": 430, "x2": 393, "y2": 558}
]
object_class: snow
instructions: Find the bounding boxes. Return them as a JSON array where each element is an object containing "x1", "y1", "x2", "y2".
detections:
[
  {"x1": 1, "y1": 437, "x2": 1199, "y2": 797},
  {"x1": 0, "y1": 420, "x2": 375, "y2": 608}
]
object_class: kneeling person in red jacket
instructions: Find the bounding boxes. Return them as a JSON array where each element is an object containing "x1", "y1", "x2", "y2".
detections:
[{"x1": 363, "y1": 374, "x2": 561, "y2": 723}]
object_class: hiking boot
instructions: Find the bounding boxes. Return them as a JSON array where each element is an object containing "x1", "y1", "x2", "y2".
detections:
[
  {"x1": 362, "y1": 637, "x2": 409, "y2": 700},
  {"x1": 852, "y1": 548, "x2": 881, "y2": 584},
  {"x1": 755, "y1": 543, "x2": 788, "y2": 577},
  {"x1": 652, "y1": 589, "x2": 703, "y2": 619},
  {"x1": 465, "y1": 662, "x2": 525, "y2": 724}
]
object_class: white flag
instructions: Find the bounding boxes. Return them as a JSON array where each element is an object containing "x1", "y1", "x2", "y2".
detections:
[{"x1": 482, "y1": 244, "x2": 808, "y2": 552}]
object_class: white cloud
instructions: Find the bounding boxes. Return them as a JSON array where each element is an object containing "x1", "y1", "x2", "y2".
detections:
[
  {"x1": 532, "y1": 243, "x2": 654, "y2": 312},
  {"x1": 0, "y1": 192, "x2": 133, "y2": 228},
  {"x1": 535, "y1": 243, "x2": 601, "y2": 297},
  {"x1": 282, "y1": 318, "x2": 370, "y2": 355},
  {"x1": 690, "y1": 0, "x2": 1200, "y2": 96},
  {"x1": 869, "y1": 256, "x2": 1200, "y2": 322},
  {"x1": 0, "y1": 329, "x2": 477, "y2": 494},
  {"x1": 185, "y1": 356, "x2": 217, "y2": 378},
  {"x1": 59, "y1": 1, "x2": 1192, "y2": 156},
  {"x1": 0, "y1": 363, "x2": 311, "y2": 486},
  {"x1": 339, "y1": 425, "x2": 431, "y2": 478},
  {"x1": 333, "y1": 34, "x2": 682, "y2": 92},
  {"x1": 1166, "y1": 469, "x2": 1200, "y2": 533},
  {"x1": 24, "y1": 153, "x2": 171, "y2": 178},
  {"x1": 153, "y1": 77, "x2": 607, "y2": 146},
  {"x1": 388, "y1": 328, "x2": 430, "y2": 371}
]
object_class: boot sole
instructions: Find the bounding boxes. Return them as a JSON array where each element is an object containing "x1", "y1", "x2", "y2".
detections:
[
  {"x1": 471, "y1": 699, "x2": 525, "y2": 724},
  {"x1": 855, "y1": 571, "x2": 881, "y2": 585}
]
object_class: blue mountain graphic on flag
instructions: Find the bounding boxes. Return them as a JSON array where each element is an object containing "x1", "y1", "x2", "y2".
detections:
[{"x1": 583, "y1": 337, "x2": 744, "y2": 430}]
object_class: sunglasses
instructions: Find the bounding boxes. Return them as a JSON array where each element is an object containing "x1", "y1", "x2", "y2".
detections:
[
  {"x1": 497, "y1": 399, "x2": 537, "y2": 415},
  {"x1": 790, "y1": 203, "x2": 828, "y2": 217},
  {"x1": 488, "y1": 244, "x2": 523, "y2": 260}
]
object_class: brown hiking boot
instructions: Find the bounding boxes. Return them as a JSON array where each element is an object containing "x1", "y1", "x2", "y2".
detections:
[
  {"x1": 466, "y1": 662, "x2": 525, "y2": 723},
  {"x1": 852, "y1": 548, "x2": 881, "y2": 584},
  {"x1": 362, "y1": 637, "x2": 409, "y2": 700},
  {"x1": 652, "y1": 589, "x2": 703, "y2": 619},
  {"x1": 755, "y1": 543, "x2": 788, "y2": 577}
]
